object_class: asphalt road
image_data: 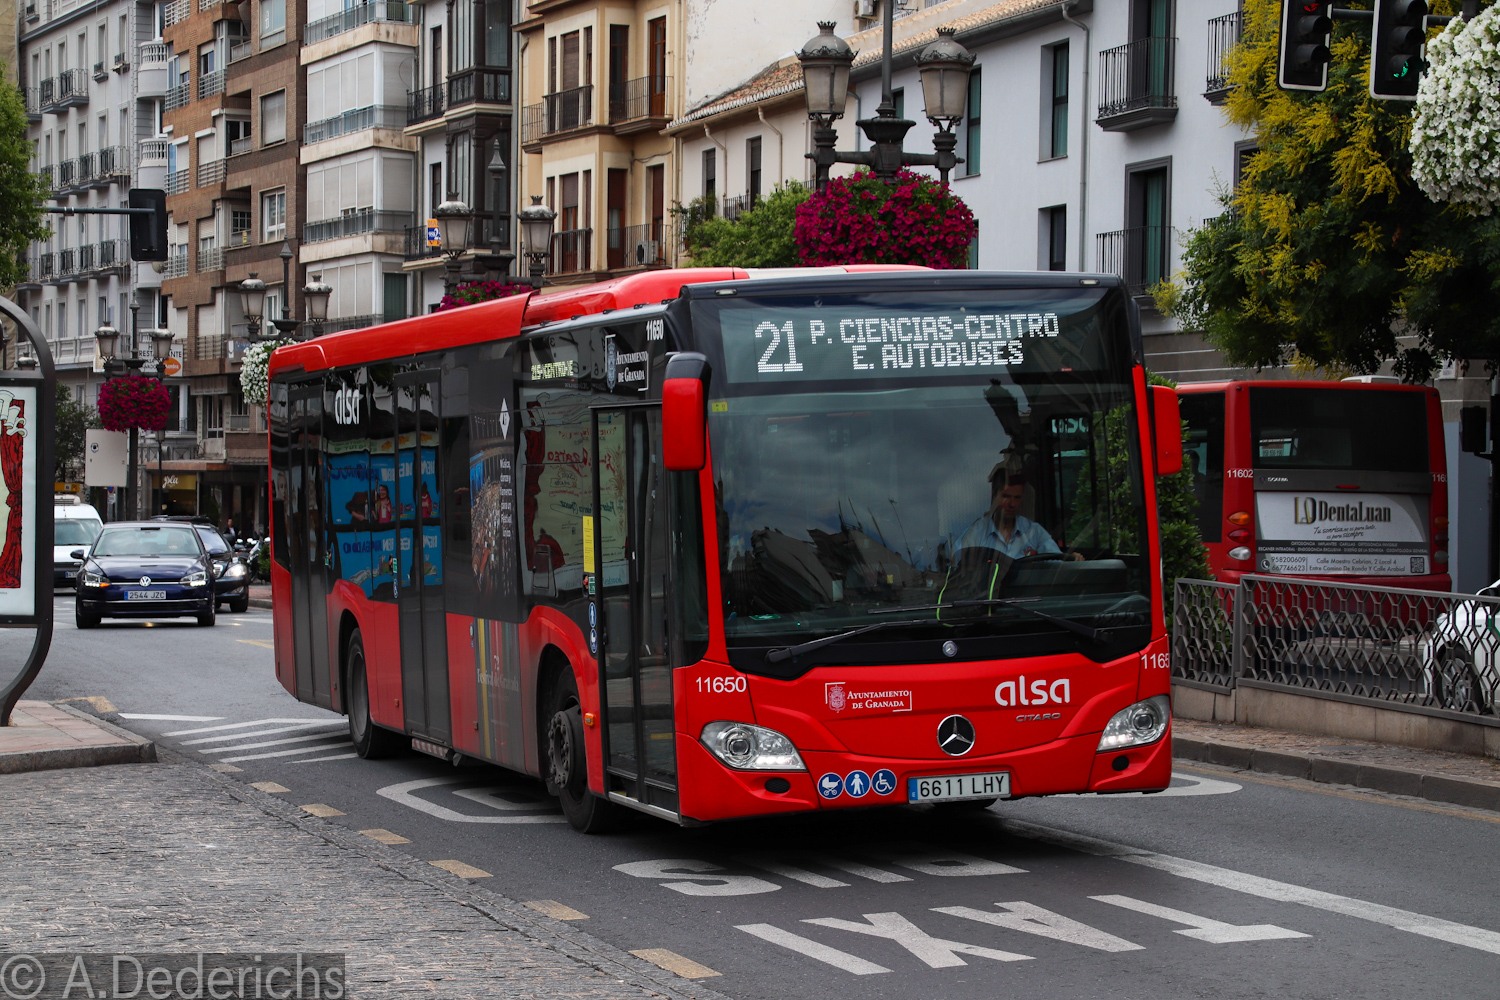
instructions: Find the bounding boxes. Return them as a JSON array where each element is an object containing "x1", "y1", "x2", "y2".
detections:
[{"x1": 8, "y1": 594, "x2": 1500, "y2": 1000}]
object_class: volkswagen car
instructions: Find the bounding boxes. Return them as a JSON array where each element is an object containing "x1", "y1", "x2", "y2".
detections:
[
  {"x1": 74, "y1": 521, "x2": 217, "y2": 628},
  {"x1": 152, "y1": 516, "x2": 250, "y2": 612},
  {"x1": 1419, "y1": 581, "x2": 1499, "y2": 715}
]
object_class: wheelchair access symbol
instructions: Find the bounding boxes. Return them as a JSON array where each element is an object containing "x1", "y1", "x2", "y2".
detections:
[{"x1": 871, "y1": 769, "x2": 897, "y2": 796}]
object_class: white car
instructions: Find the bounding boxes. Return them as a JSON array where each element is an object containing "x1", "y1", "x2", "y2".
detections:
[{"x1": 1420, "y1": 582, "x2": 1500, "y2": 714}]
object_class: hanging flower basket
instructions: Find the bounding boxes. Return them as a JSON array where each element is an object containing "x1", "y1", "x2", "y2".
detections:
[
  {"x1": 1411, "y1": 7, "x2": 1500, "y2": 216},
  {"x1": 435, "y1": 280, "x2": 534, "y2": 312},
  {"x1": 98, "y1": 375, "x2": 170, "y2": 432},
  {"x1": 238, "y1": 340, "x2": 285, "y2": 408},
  {"x1": 794, "y1": 169, "x2": 977, "y2": 269}
]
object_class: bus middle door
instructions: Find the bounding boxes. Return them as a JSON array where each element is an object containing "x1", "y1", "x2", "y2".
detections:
[
  {"x1": 591, "y1": 404, "x2": 678, "y2": 818},
  {"x1": 394, "y1": 369, "x2": 450, "y2": 744}
]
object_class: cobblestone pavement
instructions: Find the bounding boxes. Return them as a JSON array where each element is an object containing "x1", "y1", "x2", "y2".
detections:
[{"x1": 0, "y1": 762, "x2": 731, "y2": 1000}]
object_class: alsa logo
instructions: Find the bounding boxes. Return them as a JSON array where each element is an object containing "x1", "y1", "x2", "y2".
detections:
[
  {"x1": 995, "y1": 676, "x2": 1072, "y2": 707},
  {"x1": 333, "y1": 386, "x2": 362, "y2": 426}
]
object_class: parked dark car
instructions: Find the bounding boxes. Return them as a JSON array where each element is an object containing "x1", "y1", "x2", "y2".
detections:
[
  {"x1": 74, "y1": 521, "x2": 216, "y2": 628},
  {"x1": 151, "y1": 516, "x2": 250, "y2": 612}
]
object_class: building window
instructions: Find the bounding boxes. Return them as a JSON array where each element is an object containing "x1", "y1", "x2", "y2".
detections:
[
  {"x1": 1044, "y1": 205, "x2": 1067, "y2": 271},
  {"x1": 1234, "y1": 141, "x2": 1258, "y2": 191},
  {"x1": 1127, "y1": 160, "x2": 1170, "y2": 291},
  {"x1": 964, "y1": 68, "x2": 981, "y2": 176},
  {"x1": 261, "y1": 189, "x2": 286, "y2": 243},
  {"x1": 260, "y1": 91, "x2": 285, "y2": 146},
  {"x1": 746, "y1": 137, "x2": 762, "y2": 208},
  {"x1": 891, "y1": 88, "x2": 904, "y2": 121},
  {"x1": 702, "y1": 148, "x2": 716, "y2": 210},
  {"x1": 260, "y1": 0, "x2": 285, "y2": 44},
  {"x1": 1047, "y1": 43, "x2": 1069, "y2": 159}
]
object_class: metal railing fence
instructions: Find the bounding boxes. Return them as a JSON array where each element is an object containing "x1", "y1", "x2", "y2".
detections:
[{"x1": 1173, "y1": 575, "x2": 1499, "y2": 719}]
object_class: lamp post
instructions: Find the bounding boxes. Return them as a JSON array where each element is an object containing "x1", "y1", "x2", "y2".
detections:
[
  {"x1": 95, "y1": 306, "x2": 175, "y2": 520},
  {"x1": 476, "y1": 145, "x2": 518, "y2": 281},
  {"x1": 517, "y1": 195, "x2": 558, "y2": 286},
  {"x1": 797, "y1": 16, "x2": 975, "y2": 192},
  {"x1": 436, "y1": 194, "x2": 474, "y2": 294},
  {"x1": 238, "y1": 258, "x2": 331, "y2": 342},
  {"x1": 153, "y1": 428, "x2": 167, "y2": 515}
]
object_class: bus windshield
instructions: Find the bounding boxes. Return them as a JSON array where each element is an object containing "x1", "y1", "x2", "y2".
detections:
[
  {"x1": 691, "y1": 284, "x2": 1153, "y2": 668},
  {"x1": 1250, "y1": 387, "x2": 1428, "y2": 471}
]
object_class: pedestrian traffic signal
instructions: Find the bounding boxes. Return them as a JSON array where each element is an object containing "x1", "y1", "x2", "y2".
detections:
[
  {"x1": 1371, "y1": 0, "x2": 1428, "y2": 100},
  {"x1": 1278, "y1": 1, "x2": 1333, "y2": 92}
]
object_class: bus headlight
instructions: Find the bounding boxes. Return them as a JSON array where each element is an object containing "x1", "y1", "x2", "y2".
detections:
[
  {"x1": 1097, "y1": 695, "x2": 1170, "y2": 751},
  {"x1": 701, "y1": 722, "x2": 805, "y2": 771}
]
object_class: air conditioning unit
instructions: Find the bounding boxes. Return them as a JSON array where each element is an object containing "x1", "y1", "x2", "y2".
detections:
[{"x1": 634, "y1": 239, "x2": 660, "y2": 266}]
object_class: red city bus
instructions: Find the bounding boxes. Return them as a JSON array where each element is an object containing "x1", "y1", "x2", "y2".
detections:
[
  {"x1": 267, "y1": 267, "x2": 1183, "y2": 831},
  {"x1": 1176, "y1": 379, "x2": 1450, "y2": 590}
]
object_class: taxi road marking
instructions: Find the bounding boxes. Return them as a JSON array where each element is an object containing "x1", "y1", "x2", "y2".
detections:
[
  {"x1": 524, "y1": 900, "x2": 589, "y2": 921},
  {"x1": 360, "y1": 828, "x2": 410, "y2": 845},
  {"x1": 629, "y1": 948, "x2": 720, "y2": 979},
  {"x1": 300, "y1": 803, "x2": 344, "y2": 818},
  {"x1": 430, "y1": 859, "x2": 491, "y2": 879}
]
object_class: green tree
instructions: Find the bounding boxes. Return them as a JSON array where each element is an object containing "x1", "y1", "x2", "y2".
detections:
[
  {"x1": 55, "y1": 384, "x2": 99, "y2": 483},
  {"x1": 678, "y1": 184, "x2": 809, "y2": 267},
  {"x1": 0, "y1": 72, "x2": 51, "y2": 288},
  {"x1": 1157, "y1": 0, "x2": 1494, "y2": 382}
]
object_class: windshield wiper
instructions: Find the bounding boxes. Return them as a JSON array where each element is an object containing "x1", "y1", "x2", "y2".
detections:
[
  {"x1": 868, "y1": 599, "x2": 1104, "y2": 642},
  {"x1": 766, "y1": 618, "x2": 938, "y2": 664}
]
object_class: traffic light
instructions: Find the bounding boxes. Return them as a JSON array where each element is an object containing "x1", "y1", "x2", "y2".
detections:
[
  {"x1": 1371, "y1": 0, "x2": 1428, "y2": 100},
  {"x1": 127, "y1": 188, "x2": 168, "y2": 262},
  {"x1": 1278, "y1": 1, "x2": 1333, "y2": 92}
]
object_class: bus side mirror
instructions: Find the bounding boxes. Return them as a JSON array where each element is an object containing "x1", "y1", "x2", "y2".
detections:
[
  {"x1": 663, "y1": 353, "x2": 710, "y2": 471},
  {"x1": 1151, "y1": 384, "x2": 1183, "y2": 476}
]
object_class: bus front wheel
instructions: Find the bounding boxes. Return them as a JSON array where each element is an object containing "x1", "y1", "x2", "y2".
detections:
[
  {"x1": 347, "y1": 628, "x2": 403, "y2": 759},
  {"x1": 546, "y1": 669, "x2": 617, "y2": 834}
]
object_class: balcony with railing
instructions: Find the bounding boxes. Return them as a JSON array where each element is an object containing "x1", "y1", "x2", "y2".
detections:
[
  {"x1": 1205, "y1": 12, "x2": 1242, "y2": 104},
  {"x1": 304, "y1": 104, "x2": 407, "y2": 145},
  {"x1": 53, "y1": 248, "x2": 77, "y2": 282},
  {"x1": 521, "y1": 86, "x2": 594, "y2": 146},
  {"x1": 164, "y1": 80, "x2": 192, "y2": 111},
  {"x1": 608, "y1": 223, "x2": 667, "y2": 270},
  {"x1": 228, "y1": 40, "x2": 253, "y2": 64},
  {"x1": 140, "y1": 41, "x2": 170, "y2": 66},
  {"x1": 163, "y1": 0, "x2": 189, "y2": 27},
  {"x1": 52, "y1": 69, "x2": 90, "y2": 110},
  {"x1": 198, "y1": 244, "x2": 224, "y2": 272},
  {"x1": 228, "y1": 228, "x2": 252, "y2": 248},
  {"x1": 166, "y1": 169, "x2": 190, "y2": 195},
  {"x1": 608, "y1": 76, "x2": 669, "y2": 131},
  {"x1": 1096, "y1": 36, "x2": 1178, "y2": 131},
  {"x1": 37, "y1": 252, "x2": 55, "y2": 282},
  {"x1": 403, "y1": 224, "x2": 442, "y2": 261},
  {"x1": 93, "y1": 239, "x2": 125, "y2": 272},
  {"x1": 56, "y1": 159, "x2": 80, "y2": 191},
  {"x1": 139, "y1": 138, "x2": 169, "y2": 168},
  {"x1": 407, "y1": 81, "x2": 444, "y2": 126},
  {"x1": 197, "y1": 158, "x2": 228, "y2": 187},
  {"x1": 164, "y1": 250, "x2": 189, "y2": 279},
  {"x1": 305, "y1": 209, "x2": 414, "y2": 244},
  {"x1": 198, "y1": 68, "x2": 226, "y2": 100},
  {"x1": 97, "y1": 145, "x2": 130, "y2": 180},
  {"x1": 304, "y1": 0, "x2": 412, "y2": 44},
  {"x1": 549, "y1": 227, "x2": 593, "y2": 275},
  {"x1": 24, "y1": 88, "x2": 42, "y2": 121},
  {"x1": 448, "y1": 68, "x2": 510, "y2": 109},
  {"x1": 722, "y1": 194, "x2": 751, "y2": 220},
  {"x1": 1096, "y1": 225, "x2": 1173, "y2": 296},
  {"x1": 93, "y1": 61, "x2": 109, "y2": 81}
]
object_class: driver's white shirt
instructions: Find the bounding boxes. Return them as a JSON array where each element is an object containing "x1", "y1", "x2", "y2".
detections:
[{"x1": 961, "y1": 515, "x2": 1062, "y2": 560}]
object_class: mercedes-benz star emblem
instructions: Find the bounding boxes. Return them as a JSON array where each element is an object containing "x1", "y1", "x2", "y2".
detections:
[
  {"x1": 937, "y1": 715, "x2": 976, "y2": 756},
  {"x1": 139, "y1": 576, "x2": 151, "y2": 587}
]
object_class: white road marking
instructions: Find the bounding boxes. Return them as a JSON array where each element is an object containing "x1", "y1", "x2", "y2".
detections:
[
  {"x1": 119, "y1": 714, "x2": 226, "y2": 722},
  {"x1": 164, "y1": 718, "x2": 338, "y2": 736},
  {"x1": 221, "y1": 742, "x2": 354, "y2": 762},
  {"x1": 287, "y1": 753, "x2": 358, "y2": 763},
  {"x1": 801, "y1": 911, "x2": 1033, "y2": 968},
  {"x1": 197, "y1": 731, "x2": 349, "y2": 754},
  {"x1": 179, "y1": 722, "x2": 345, "y2": 745},
  {"x1": 736, "y1": 925, "x2": 891, "y2": 975},
  {"x1": 1091, "y1": 895, "x2": 1308, "y2": 942},
  {"x1": 1051, "y1": 773, "x2": 1242, "y2": 798},
  {"x1": 376, "y1": 776, "x2": 567, "y2": 824},
  {"x1": 934, "y1": 902, "x2": 1144, "y2": 952}
]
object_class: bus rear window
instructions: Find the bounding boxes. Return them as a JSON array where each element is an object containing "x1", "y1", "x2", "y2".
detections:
[{"x1": 1249, "y1": 388, "x2": 1427, "y2": 472}]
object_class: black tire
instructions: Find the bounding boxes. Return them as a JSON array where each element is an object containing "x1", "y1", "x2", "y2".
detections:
[
  {"x1": 545, "y1": 668, "x2": 617, "y2": 834},
  {"x1": 347, "y1": 629, "x2": 403, "y2": 758},
  {"x1": 1433, "y1": 645, "x2": 1488, "y2": 713},
  {"x1": 229, "y1": 595, "x2": 250, "y2": 613},
  {"x1": 75, "y1": 607, "x2": 99, "y2": 630},
  {"x1": 196, "y1": 601, "x2": 216, "y2": 627}
]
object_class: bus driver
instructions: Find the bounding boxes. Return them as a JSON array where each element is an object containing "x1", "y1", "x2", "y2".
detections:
[{"x1": 962, "y1": 471, "x2": 1083, "y2": 561}]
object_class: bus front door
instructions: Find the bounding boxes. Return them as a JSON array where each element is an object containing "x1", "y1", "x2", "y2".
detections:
[
  {"x1": 394, "y1": 370, "x2": 450, "y2": 744},
  {"x1": 592, "y1": 405, "x2": 678, "y2": 817},
  {"x1": 288, "y1": 380, "x2": 333, "y2": 708}
]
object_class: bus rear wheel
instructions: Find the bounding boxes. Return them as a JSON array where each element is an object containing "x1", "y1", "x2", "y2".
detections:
[
  {"x1": 347, "y1": 629, "x2": 402, "y2": 759},
  {"x1": 545, "y1": 669, "x2": 617, "y2": 834}
]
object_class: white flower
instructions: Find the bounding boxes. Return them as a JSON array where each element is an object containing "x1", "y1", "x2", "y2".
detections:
[
  {"x1": 1411, "y1": 7, "x2": 1500, "y2": 216},
  {"x1": 238, "y1": 340, "x2": 285, "y2": 407}
]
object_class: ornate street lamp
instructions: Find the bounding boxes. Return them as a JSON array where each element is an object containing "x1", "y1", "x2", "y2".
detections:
[
  {"x1": 238, "y1": 272, "x2": 268, "y2": 341},
  {"x1": 797, "y1": 16, "x2": 974, "y2": 191},
  {"x1": 303, "y1": 274, "x2": 332, "y2": 337},
  {"x1": 270, "y1": 241, "x2": 302, "y2": 338},
  {"x1": 436, "y1": 195, "x2": 474, "y2": 293},
  {"x1": 517, "y1": 195, "x2": 558, "y2": 285}
]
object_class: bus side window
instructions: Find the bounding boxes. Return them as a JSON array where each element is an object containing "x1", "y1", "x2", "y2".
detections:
[{"x1": 1179, "y1": 392, "x2": 1225, "y2": 543}]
